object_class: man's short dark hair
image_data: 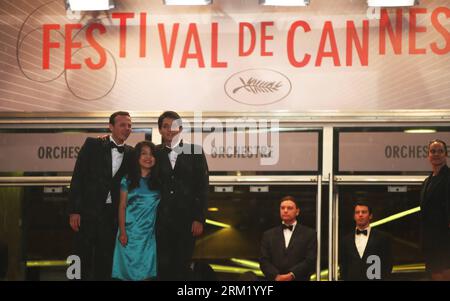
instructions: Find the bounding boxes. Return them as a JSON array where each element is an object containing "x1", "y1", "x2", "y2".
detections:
[
  {"x1": 354, "y1": 201, "x2": 372, "y2": 214},
  {"x1": 158, "y1": 111, "x2": 182, "y2": 129},
  {"x1": 109, "y1": 111, "x2": 130, "y2": 125},
  {"x1": 428, "y1": 139, "x2": 448, "y2": 156},
  {"x1": 280, "y1": 195, "x2": 299, "y2": 208}
]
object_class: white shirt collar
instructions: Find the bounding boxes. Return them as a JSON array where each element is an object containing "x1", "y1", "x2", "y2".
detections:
[
  {"x1": 165, "y1": 137, "x2": 182, "y2": 150},
  {"x1": 282, "y1": 220, "x2": 298, "y2": 228},
  {"x1": 109, "y1": 135, "x2": 124, "y2": 146},
  {"x1": 355, "y1": 226, "x2": 371, "y2": 235}
]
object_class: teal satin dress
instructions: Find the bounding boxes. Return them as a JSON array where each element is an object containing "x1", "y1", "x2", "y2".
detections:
[{"x1": 112, "y1": 176, "x2": 160, "y2": 280}]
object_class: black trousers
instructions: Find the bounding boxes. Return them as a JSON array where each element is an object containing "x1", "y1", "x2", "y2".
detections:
[
  {"x1": 156, "y1": 222, "x2": 196, "y2": 281},
  {"x1": 74, "y1": 205, "x2": 116, "y2": 281}
]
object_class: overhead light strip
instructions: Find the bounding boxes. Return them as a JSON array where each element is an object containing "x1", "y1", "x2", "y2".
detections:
[
  {"x1": 404, "y1": 129, "x2": 436, "y2": 134},
  {"x1": 260, "y1": 0, "x2": 310, "y2": 6},
  {"x1": 164, "y1": 0, "x2": 212, "y2": 5},
  {"x1": 67, "y1": 0, "x2": 115, "y2": 11},
  {"x1": 367, "y1": 0, "x2": 417, "y2": 7}
]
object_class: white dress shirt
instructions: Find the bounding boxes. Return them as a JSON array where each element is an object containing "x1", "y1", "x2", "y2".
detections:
[
  {"x1": 355, "y1": 226, "x2": 371, "y2": 258},
  {"x1": 106, "y1": 136, "x2": 124, "y2": 204},
  {"x1": 167, "y1": 139, "x2": 181, "y2": 170},
  {"x1": 282, "y1": 221, "x2": 297, "y2": 248}
]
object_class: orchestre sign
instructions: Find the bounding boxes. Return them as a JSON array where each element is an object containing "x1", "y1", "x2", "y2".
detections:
[
  {"x1": 0, "y1": 131, "x2": 319, "y2": 172},
  {"x1": 339, "y1": 132, "x2": 450, "y2": 172},
  {"x1": 183, "y1": 131, "x2": 319, "y2": 171},
  {"x1": 0, "y1": 133, "x2": 145, "y2": 172}
]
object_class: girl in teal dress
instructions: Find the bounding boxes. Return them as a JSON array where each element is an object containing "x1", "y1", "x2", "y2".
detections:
[{"x1": 112, "y1": 141, "x2": 160, "y2": 280}]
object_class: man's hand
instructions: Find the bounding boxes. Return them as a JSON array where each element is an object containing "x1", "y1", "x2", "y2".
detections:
[
  {"x1": 119, "y1": 231, "x2": 128, "y2": 247},
  {"x1": 191, "y1": 221, "x2": 204, "y2": 237},
  {"x1": 69, "y1": 214, "x2": 81, "y2": 232},
  {"x1": 275, "y1": 273, "x2": 294, "y2": 281}
]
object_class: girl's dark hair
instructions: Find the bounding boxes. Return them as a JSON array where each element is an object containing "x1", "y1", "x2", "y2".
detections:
[{"x1": 127, "y1": 141, "x2": 160, "y2": 191}]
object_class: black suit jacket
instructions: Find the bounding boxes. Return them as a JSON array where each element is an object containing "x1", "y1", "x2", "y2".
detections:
[
  {"x1": 155, "y1": 142, "x2": 209, "y2": 228},
  {"x1": 260, "y1": 224, "x2": 317, "y2": 281},
  {"x1": 419, "y1": 165, "x2": 450, "y2": 271},
  {"x1": 420, "y1": 165, "x2": 450, "y2": 232},
  {"x1": 340, "y1": 229, "x2": 392, "y2": 281},
  {"x1": 68, "y1": 136, "x2": 133, "y2": 224}
]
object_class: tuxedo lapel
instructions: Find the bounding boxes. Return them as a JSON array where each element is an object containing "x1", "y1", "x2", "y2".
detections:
[
  {"x1": 103, "y1": 137, "x2": 112, "y2": 179},
  {"x1": 420, "y1": 176, "x2": 430, "y2": 207},
  {"x1": 362, "y1": 231, "x2": 376, "y2": 259},
  {"x1": 115, "y1": 146, "x2": 131, "y2": 179},
  {"x1": 350, "y1": 235, "x2": 361, "y2": 259},
  {"x1": 160, "y1": 146, "x2": 174, "y2": 174},
  {"x1": 423, "y1": 171, "x2": 447, "y2": 207},
  {"x1": 276, "y1": 226, "x2": 286, "y2": 251},
  {"x1": 173, "y1": 142, "x2": 189, "y2": 175},
  {"x1": 286, "y1": 225, "x2": 299, "y2": 251},
  {"x1": 173, "y1": 151, "x2": 184, "y2": 175}
]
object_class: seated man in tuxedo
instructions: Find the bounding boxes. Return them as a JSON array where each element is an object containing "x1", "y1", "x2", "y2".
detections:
[
  {"x1": 340, "y1": 201, "x2": 393, "y2": 281},
  {"x1": 260, "y1": 196, "x2": 317, "y2": 281}
]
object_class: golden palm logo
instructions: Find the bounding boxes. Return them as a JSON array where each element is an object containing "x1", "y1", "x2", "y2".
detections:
[
  {"x1": 232, "y1": 77, "x2": 283, "y2": 95},
  {"x1": 225, "y1": 69, "x2": 292, "y2": 106}
]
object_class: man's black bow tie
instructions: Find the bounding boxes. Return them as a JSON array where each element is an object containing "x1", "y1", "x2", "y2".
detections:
[
  {"x1": 110, "y1": 142, "x2": 125, "y2": 153},
  {"x1": 282, "y1": 224, "x2": 294, "y2": 231},
  {"x1": 356, "y1": 229, "x2": 368, "y2": 236}
]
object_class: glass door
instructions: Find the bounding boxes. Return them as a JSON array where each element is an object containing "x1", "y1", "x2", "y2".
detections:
[{"x1": 194, "y1": 182, "x2": 328, "y2": 281}]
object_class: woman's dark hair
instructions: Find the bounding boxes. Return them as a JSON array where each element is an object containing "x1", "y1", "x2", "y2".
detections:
[
  {"x1": 428, "y1": 139, "x2": 448, "y2": 156},
  {"x1": 127, "y1": 141, "x2": 160, "y2": 191}
]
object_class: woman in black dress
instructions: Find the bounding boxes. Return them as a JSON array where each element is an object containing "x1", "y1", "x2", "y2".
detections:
[{"x1": 420, "y1": 139, "x2": 450, "y2": 280}]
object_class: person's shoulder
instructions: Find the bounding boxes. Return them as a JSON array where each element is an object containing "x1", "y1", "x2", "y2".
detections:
[
  {"x1": 263, "y1": 225, "x2": 280, "y2": 236},
  {"x1": 443, "y1": 165, "x2": 450, "y2": 176},
  {"x1": 338, "y1": 233, "x2": 354, "y2": 252},
  {"x1": 370, "y1": 229, "x2": 390, "y2": 241},
  {"x1": 341, "y1": 231, "x2": 354, "y2": 243},
  {"x1": 181, "y1": 142, "x2": 203, "y2": 153},
  {"x1": 154, "y1": 144, "x2": 164, "y2": 151},
  {"x1": 84, "y1": 136, "x2": 100, "y2": 144},
  {"x1": 297, "y1": 224, "x2": 316, "y2": 235},
  {"x1": 83, "y1": 136, "x2": 107, "y2": 149}
]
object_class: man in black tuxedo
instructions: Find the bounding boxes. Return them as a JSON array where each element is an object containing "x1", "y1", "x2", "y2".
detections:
[
  {"x1": 68, "y1": 111, "x2": 133, "y2": 280},
  {"x1": 260, "y1": 196, "x2": 317, "y2": 281},
  {"x1": 155, "y1": 111, "x2": 209, "y2": 281},
  {"x1": 340, "y1": 201, "x2": 393, "y2": 281}
]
